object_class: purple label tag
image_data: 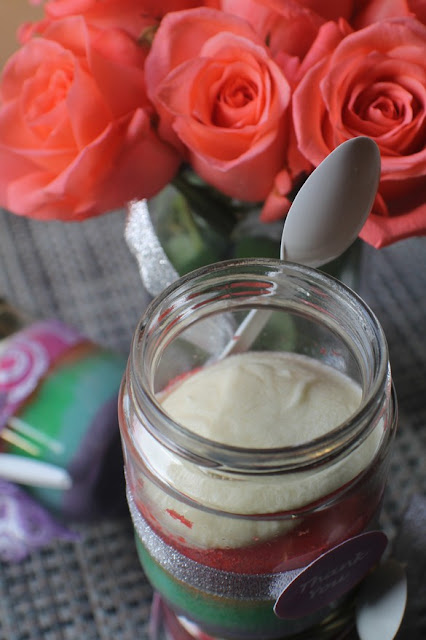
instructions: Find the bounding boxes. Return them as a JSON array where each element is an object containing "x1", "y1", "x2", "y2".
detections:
[
  {"x1": 0, "y1": 320, "x2": 84, "y2": 430},
  {"x1": 274, "y1": 531, "x2": 388, "y2": 619}
]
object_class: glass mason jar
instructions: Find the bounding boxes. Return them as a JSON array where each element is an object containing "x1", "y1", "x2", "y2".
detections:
[{"x1": 118, "y1": 259, "x2": 397, "y2": 640}]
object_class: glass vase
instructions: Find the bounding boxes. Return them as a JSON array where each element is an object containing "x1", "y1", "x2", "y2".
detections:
[{"x1": 130, "y1": 183, "x2": 364, "y2": 298}]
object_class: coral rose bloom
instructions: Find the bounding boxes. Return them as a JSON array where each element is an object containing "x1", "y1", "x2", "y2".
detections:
[
  {"x1": 145, "y1": 8, "x2": 291, "y2": 202},
  {"x1": 292, "y1": 17, "x2": 426, "y2": 248},
  {"x1": 0, "y1": 16, "x2": 180, "y2": 221}
]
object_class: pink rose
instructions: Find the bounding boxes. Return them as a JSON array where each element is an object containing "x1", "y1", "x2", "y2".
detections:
[
  {"x1": 291, "y1": 17, "x2": 426, "y2": 247},
  {"x1": 145, "y1": 8, "x2": 291, "y2": 202},
  {"x1": 0, "y1": 16, "x2": 180, "y2": 221}
]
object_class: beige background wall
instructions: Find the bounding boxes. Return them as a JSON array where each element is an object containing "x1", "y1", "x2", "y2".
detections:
[{"x1": 0, "y1": 0, "x2": 44, "y2": 69}]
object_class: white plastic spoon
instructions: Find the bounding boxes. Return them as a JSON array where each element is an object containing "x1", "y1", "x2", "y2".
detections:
[
  {"x1": 219, "y1": 137, "x2": 381, "y2": 358},
  {"x1": 0, "y1": 453, "x2": 72, "y2": 490}
]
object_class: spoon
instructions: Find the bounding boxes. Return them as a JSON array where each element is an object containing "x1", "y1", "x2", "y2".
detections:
[{"x1": 219, "y1": 136, "x2": 381, "y2": 358}]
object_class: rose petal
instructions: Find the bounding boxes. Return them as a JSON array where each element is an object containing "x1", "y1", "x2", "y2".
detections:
[
  {"x1": 293, "y1": 58, "x2": 333, "y2": 162},
  {"x1": 188, "y1": 119, "x2": 287, "y2": 201},
  {"x1": 261, "y1": 168, "x2": 292, "y2": 222},
  {"x1": 361, "y1": 201, "x2": 426, "y2": 247},
  {"x1": 86, "y1": 27, "x2": 148, "y2": 117}
]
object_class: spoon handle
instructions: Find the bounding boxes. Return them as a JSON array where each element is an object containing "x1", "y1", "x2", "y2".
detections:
[
  {"x1": 0, "y1": 453, "x2": 72, "y2": 490},
  {"x1": 218, "y1": 308, "x2": 272, "y2": 359}
]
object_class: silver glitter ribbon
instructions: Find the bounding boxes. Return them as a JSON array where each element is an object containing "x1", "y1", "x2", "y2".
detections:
[
  {"x1": 125, "y1": 199, "x2": 179, "y2": 297},
  {"x1": 125, "y1": 198, "x2": 237, "y2": 355},
  {"x1": 126, "y1": 486, "x2": 301, "y2": 601}
]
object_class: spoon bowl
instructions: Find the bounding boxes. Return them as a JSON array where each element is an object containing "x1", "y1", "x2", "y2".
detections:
[{"x1": 281, "y1": 136, "x2": 381, "y2": 267}]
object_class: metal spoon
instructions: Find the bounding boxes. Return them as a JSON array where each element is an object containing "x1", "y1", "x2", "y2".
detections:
[{"x1": 220, "y1": 137, "x2": 381, "y2": 358}]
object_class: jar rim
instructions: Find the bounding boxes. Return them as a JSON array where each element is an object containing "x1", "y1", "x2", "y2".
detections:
[{"x1": 128, "y1": 258, "x2": 391, "y2": 473}]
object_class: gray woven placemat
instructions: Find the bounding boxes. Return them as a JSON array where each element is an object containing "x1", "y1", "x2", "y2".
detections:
[{"x1": 0, "y1": 208, "x2": 425, "y2": 639}]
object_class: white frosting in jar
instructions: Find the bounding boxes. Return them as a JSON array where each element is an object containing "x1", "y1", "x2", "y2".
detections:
[
  {"x1": 133, "y1": 352, "x2": 382, "y2": 549},
  {"x1": 161, "y1": 352, "x2": 361, "y2": 447}
]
